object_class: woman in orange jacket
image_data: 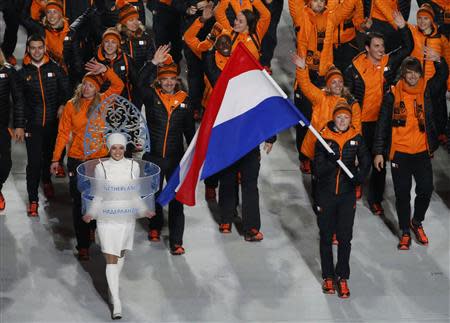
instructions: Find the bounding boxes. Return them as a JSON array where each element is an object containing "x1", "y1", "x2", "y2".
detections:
[
  {"x1": 50, "y1": 61, "x2": 124, "y2": 261},
  {"x1": 292, "y1": 53, "x2": 361, "y2": 172},
  {"x1": 293, "y1": 0, "x2": 361, "y2": 172},
  {"x1": 214, "y1": 0, "x2": 270, "y2": 61},
  {"x1": 408, "y1": 4, "x2": 450, "y2": 141}
]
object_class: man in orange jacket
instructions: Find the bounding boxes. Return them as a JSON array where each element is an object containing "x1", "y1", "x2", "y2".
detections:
[
  {"x1": 373, "y1": 57, "x2": 448, "y2": 250},
  {"x1": 344, "y1": 12, "x2": 413, "y2": 216}
]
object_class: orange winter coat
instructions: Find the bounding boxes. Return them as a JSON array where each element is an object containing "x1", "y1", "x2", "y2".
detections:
[
  {"x1": 296, "y1": 7, "x2": 329, "y2": 71},
  {"x1": 328, "y1": 0, "x2": 364, "y2": 46},
  {"x1": 215, "y1": 0, "x2": 270, "y2": 60},
  {"x1": 296, "y1": 67, "x2": 361, "y2": 160},
  {"x1": 288, "y1": 0, "x2": 306, "y2": 30},
  {"x1": 52, "y1": 68, "x2": 124, "y2": 162},
  {"x1": 44, "y1": 19, "x2": 70, "y2": 68},
  {"x1": 183, "y1": 18, "x2": 215, "y2": 59},
  {"x1": 183, "y1": 17, "x2": 229, "y2": 105},
  {"x1": 352, "y1": 53, "x2": 389, "y2": 122},
  {"x1": 31, "y1": 0, "x2": 46, "y2": 21},
  {"x1": 389, "y1": 79, "x2": 428, "y2": 159},
  {"x1": 409, "y1": 23, "x2": 450, "y2": 90},
  {"x1": 317, "y1": 0, "x2": 364, "y2": 74},
  {"x1": 370, "y1": 0, "x2": 398, "y2": 28}
]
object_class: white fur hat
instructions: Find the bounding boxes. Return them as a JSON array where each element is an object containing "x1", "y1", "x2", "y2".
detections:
[{"x1": 106, "y1": 133, "x2": 127, "y2": 150}]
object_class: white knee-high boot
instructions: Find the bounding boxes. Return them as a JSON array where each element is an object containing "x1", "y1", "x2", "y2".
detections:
[
  {"x1": 117, "y1": 256, "x2": 125, "y2": 276},
  {"x1": 106, "y1": 264, "x2": 121, "y2": 319}
]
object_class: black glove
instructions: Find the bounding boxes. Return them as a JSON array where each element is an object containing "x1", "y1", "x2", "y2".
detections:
[{"x1": 328, "y1": 152, "x2": 339, "y2": 163}]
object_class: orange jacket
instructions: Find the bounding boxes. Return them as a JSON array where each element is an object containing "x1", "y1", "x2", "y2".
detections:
[
  {"x1": 52, "y1": 68, "x2": 125, "y2": 162},
  {"x1": 228, "y1": 0, "x2": 253, "y2": 12},
  {"x1": 318, "y1": 0, "x2": 363, "y2": 75},
  {"x1": 31, "y1": 0, "x2": 46, "y2": 21},
  {"x1": 329, "y1": 0, "x2": 364, "y2": 45},
  {"x1": 432, "y1": 0, "x2": 450, "y2": 9},
  {"x1": 45, "y1": 19, "x2": 70, "y2": 68},
  {"x1": 288, "y1": 0, "x2": 306, "y2": 30},
  {"x1": 409, "y1": 23, "x2": 450, "y2": 90},
  {"x1": 352, "y1": 53, "x2": 389, "y2": 122},
  {"x1": 370, "y1": 0, "x2": 398, "y2": 28},
  {"x1": 389, "y1": 80, "x2": 428, "y2": 159},
  {"x1": 296, "y1": 7, "x2": 328, "y2": 71},
  {"x1": 183, "y1": 18, "x2": 215, "y2": 59},
  {"x1": 296, "y1": 67, "x2": 361, "y2": 159},
  {"x1": 215, "y1": 0, "x2": 270, "y2": 60}
]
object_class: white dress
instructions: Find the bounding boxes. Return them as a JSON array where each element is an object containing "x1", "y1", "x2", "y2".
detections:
[{"x1": 90, "y1": 158, "x2": 143, "y2": 256}]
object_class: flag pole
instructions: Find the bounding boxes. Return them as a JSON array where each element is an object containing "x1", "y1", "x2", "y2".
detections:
[{"x1": 261, "y1": 69, "x2": 354, "y2": 179}]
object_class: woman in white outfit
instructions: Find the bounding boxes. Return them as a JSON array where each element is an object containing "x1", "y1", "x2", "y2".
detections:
[{"x1": 82, "y1": 133, "x2": 154, "y2": 320}]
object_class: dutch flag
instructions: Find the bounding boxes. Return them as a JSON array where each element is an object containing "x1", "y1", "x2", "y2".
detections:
[{"x1": 157, "y1": 43, "x2": 309, "y2": 206}]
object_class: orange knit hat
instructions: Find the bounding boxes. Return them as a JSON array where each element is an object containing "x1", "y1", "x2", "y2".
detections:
[
  {"x1": 116, "y1": 0, "x2": 139, "y2": 24},
  {"x1": 325, "y1": 65, "x2": 343, "y2": 87},
  {"x1": 46, "y1": 0, "x2": 64, "y2": 14},
  {"x1": 83, "y1": 73, "x2": 104, "y2": 91},
  {"x1": 333, "y1": 98, "x2": 352, "y2": 118},
  {"x1": 417, "y1": 3, "x2": 435, "y2": 20},
  {"x1": 157, "y1": 55, "x2": 179, "y2": 79},
  {"x1": 102, "y1": 28, "x2": 122, "y2": 44}
]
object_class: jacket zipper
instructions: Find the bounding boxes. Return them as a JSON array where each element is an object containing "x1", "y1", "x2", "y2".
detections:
[
  {"x1": 335, "y1": 147, "x2": 341, "y2": 195},
  {"x1": 162, "y1": 107, "x2": 174, "y2": 158},
  {"x1": 37, "y1": 67, "x2": 47, "y2": 127},
  {"x1": 129, "y1": 40, "x2": 134, "y2": 58}
]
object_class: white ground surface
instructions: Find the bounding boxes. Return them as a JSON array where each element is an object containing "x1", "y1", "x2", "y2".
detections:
[{"x1": 1, "y1": 1, "x2": 450, "y2": 322}]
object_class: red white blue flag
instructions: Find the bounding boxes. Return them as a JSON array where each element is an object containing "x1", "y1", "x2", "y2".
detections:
[{"x1": 157, "y1": 43, "x2": 309, "y2": 206}]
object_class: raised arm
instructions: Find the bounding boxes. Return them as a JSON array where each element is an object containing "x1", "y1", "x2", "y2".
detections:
[
  {"x1": 288, "y1": 0, "x2": 305, "y2": 30},
  {"x1": 101, "y1": 68, "x2": 125, "y2": 98},
  {"x1": 253, "y1": 0, "x2": 271, "y2": 40},
  {"x1": 214, "y1": 0, "x2": 233, "y2": 31},
  {"x1": 183, "y1": 17, "x2": 215, "y2": 58},
  {"x1": 292, "y1": 54, "x2": 324, "y2": 105}
]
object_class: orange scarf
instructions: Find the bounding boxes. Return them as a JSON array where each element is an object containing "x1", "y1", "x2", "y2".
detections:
[
  {"x1": 155, "y1": 88, "x2": 188, "y2": 114},
  {"x1": 393, "y1": 78, "x2": 426, "y2": 132}
]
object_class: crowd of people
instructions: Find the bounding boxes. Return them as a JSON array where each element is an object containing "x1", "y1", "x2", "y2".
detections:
[{"x1": 0, "y1": 0, "x2": 449, "y2": 317}]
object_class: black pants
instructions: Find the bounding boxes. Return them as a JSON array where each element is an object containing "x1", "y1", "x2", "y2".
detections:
[
  {"x1": 332, "y1": 40, "x2": 359, "y2": 75},
  {"x1": 0, "y1": 2, "x2": 19, "y2": 58},
  {"x1": 25, "y1": 124, "x2": 57, "y2": 202},
  {"x1": 67, "y1": 157, "x2": 94, "y2": 250},
  {"x1": 184, "y1": 45, "x2": 205, "y2": 115},
  {"x1": 204, "y1": 173, "x2": 219, "y2": 188},
  {"x1": 143, "y1": 154, "x2": 184, "y2": 247},
  {"x1": 0, "y1": 128, "x2": 12, "y2": 191},
  {"x1": 316, "y1": 190, "x2": 356, "y2": 279},
  {"x1": 260, "y1": 0, "x2": 284, "y2": 67},
  {"x1": 391, "y1": 151, "x2": 433, "y2": 232},
  {"x1": 294, "y1": 71, "x2": 324, "y2": 161},
  {"x1": 219, "y1": 148, "x2": 261, "y2": 232},
  {"x1": 362, "y1": 122, "x2": 386, "y2": 204},
  {"x1": 152, "y1": 7, "x2": 183, "y2": 64}
]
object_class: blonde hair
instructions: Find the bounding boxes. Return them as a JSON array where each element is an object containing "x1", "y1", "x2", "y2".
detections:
[
  {"x1": 43, "y1": 16, "x2": 65, "y2": 30},
  {"x1": 116, "y1": 21, "x2": 145, "y2": 39},
  {"x1": 71, "y1": 82, "x2": 101, "y2": 117}
]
